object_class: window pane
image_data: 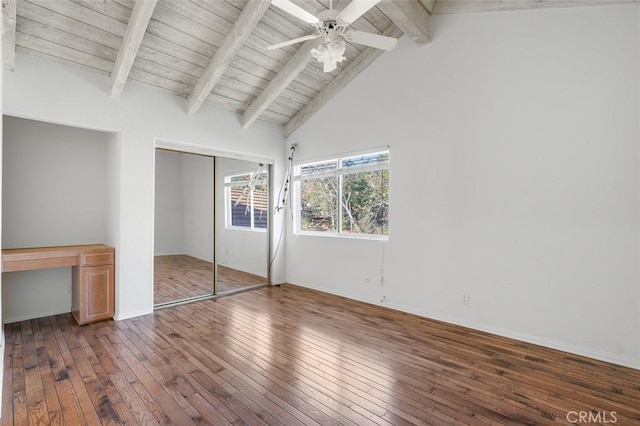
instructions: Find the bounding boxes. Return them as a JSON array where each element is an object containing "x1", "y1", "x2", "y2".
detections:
[
  {"x1": 229, "y1": 173, "x2": 251, "y2": 184},
  {"x1": 230, "y1": 187, "x2": 251, "y2": 227},
  {"x1": 253, "y1": 184, "x2": 268, "y2": 229},
  {"x1": 341, "y1": 152, "x2": 389, "y2": 168},
  {"x1": 341, "y1": 170, "x2": 388, "y2": 235},
  {"x1": 300, "y1": 177, "x2": 338, "y2": 232},
  {"x1": 300, "y1": 160, "x2": 338, "y2": 177}
]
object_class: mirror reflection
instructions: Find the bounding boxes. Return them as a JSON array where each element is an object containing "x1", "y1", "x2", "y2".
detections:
[
  {"x1": 154, "y1": 150, "x2": 215, "y2": 305},
  {"x1": 154, "y1": 150, "x2": 269, "y2": 307},
  {"x1": 216, "y1": 157, "x2": 269, "y2": 293}
]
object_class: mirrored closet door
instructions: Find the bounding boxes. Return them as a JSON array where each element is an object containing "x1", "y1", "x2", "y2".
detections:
[
  {"x1": 154, "y1": 150, "x2": 269, "y2": 307},
  {"x1": 154, "y1": 149, "x2": 215, "y2": 305}
]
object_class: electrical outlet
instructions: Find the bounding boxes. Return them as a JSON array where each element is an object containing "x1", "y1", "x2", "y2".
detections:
[
  {"x1": 66, "y1": 284, "x2": 72, "y2": 294},
  {"x1": 462, "y1": 293, "x2": 470, "y2": 306}
]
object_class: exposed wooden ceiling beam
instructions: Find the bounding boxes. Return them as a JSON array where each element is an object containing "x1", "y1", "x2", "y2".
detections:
[
  {"x1": 2, "y1": 0, "x2": 16, "y2": 71},
  {"x1": 110, "y1": 0, "x2": 157, "y2": 97},
  {"x1": 377, "y1": 0, "x2": 431, "y2": 45},
  {"x1": 432, "y1": 0, "x2": 638, "y2": 15},
  {"x1": 241, "y1": 40, "x2": 317, "y2": 129},
  {"x1": 284, "y1": 24, "x2": 404, "y2": 138},
  {"x1": 186, "y1": 0, "x2": 270, "y2": 115}
]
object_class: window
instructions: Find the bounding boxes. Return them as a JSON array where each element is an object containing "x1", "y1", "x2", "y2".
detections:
[
  {"x1": 294, "y1": 149, "x2": 389, "y2": 238},
  {"x1": 225, "y1": 170, "x2": 268, "y2": 230}
]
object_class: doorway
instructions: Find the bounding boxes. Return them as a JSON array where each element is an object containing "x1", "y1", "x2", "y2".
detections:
[{"x1": 153, "y1": 149, "x2": 269, "y2": 307}]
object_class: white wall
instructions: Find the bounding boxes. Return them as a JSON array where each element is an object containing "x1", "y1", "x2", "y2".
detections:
[
  {"x1": 154, "y1": 150, "x2": 186, "y2": 255},
  {"x1": 286, "y1": 4, "x2": 640, "y2": 368},
  {"x1": 2, "y1": 116, "x2": 111, "y2": 322},
  {"x1": 216, "y1": 157, "x2": 268, "y2": 277},
  {"x1": 182, "y1": 153, "x2": 214, "y2": 262},
  {"x1": 3, "y1": 54, "x2": 286, "y2": 321},
  {"x1": 154, "y1": 150, "x2": 214, "y2": 262},
  {"x1": 3, "y1": 116, "x2": 108, "y2": 247}
]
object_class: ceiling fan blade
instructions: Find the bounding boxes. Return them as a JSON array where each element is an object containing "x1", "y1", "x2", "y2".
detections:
[
  {"x1": 271, "y1": 0, "x2": 320, "y2": 24},
  {"x1": 267, "y1": 34, "x2": 320, "y2": 50},
  {"x1": 348, "y1": 30, "x2": 398, "y2": 51},
  {"x1": 336, "y1": 0, "x2": 381, "y2": 24}
]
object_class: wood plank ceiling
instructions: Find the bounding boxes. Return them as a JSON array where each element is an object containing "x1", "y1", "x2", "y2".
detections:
[{"x1": 2, "y1": 0, "x2": 637, "y2": 137}]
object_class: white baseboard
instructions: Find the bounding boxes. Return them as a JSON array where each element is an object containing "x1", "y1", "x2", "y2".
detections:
[
  {"x1": 287, "y1": 280, "x2": 640, "y2": 371},
  {"x1": 386, "y1": 300, "x2": 640, "y2": 371},
  {"x1": 3, "y1": 308, "x2": 72, "y2": 325},
  {"x1": 114, "y1": 307, "x2": 153, "y2": 321}
]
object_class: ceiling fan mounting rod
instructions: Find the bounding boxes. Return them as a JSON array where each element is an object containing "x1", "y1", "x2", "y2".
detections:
[{"x1": 315, "y1": 19, "x2": 347, "y2": 41}]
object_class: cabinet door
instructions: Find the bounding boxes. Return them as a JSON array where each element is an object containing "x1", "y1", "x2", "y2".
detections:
[{"x1": 74, "y1": 264, "x2": 114, "y2": 324}]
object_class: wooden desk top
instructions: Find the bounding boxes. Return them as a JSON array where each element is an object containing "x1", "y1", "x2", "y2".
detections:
[{"x1": 2, "y1": 244, "x2": 114, "y2": 273}]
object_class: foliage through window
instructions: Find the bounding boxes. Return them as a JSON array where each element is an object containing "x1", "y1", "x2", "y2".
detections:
[
  {"x1": 225, "y1": 170, "x2": 268, "y2": 230},
  {"x1": 294, "y1": 150, "x2": 389, "y2": 237}
]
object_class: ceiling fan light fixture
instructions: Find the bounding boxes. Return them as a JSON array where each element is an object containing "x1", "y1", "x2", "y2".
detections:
[{"x1": 311, "y1": 37, "x2": 346, "y2": 71}]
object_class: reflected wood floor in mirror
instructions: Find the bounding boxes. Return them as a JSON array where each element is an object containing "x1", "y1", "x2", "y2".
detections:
[
  {"x1": 154, "y1": 255, "x2": 266, "y2": 304},
  {"x1": 4, "y1": 284, "x2": 640, "y2": 425}
]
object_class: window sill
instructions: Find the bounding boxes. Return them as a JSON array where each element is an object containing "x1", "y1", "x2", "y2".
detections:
[
  {"x1": 226, "y1": 226, "x2": 267, "y2": 233},
  {"x1": 294, "y1": 231, "x2": 388, "y2": 241}
]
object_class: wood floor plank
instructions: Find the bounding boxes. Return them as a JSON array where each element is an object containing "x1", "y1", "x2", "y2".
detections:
[
  {"x1": 105, "y1": 331, "x2": 196, "y2": 425},
  {"x1": 4, "y1": 284, "x2": 640, "y2": 425},
  {"x1": 231, "y1": 290, "x2": 576, "y2": 415},
  {"x1": 126, "y1": 319, "x2": 250, "y2": 424},
  {"x1": 51, "y1": 315, "x2": 103, "y2": 426},
  {"x1": 11, "y1": 323, "x2": 28, "y2": 426},
  {"x1": 135, "y1": 321, "x2": 283, "y2": 425},
  {"x1": 1, "y1": 326, "x2": 15, "y2": 426},
  {"x1": 76, "y1": 331, "x2": 139, "y2": 425},
  {"x1": 144, "y1": 310, "x2": 355, "y2": 424},
  {"x1": 182, "y1": 295, "x2": 505, "y2": 425},
  {"x1": 38, "y1": 317, "x2": 83, "y2": 426},
  {"x1": 215, "y1": 292, "x2": 540, "y2": 422},
  {"x1": 154, "y1": 255, "x2": 267, "y2": 305},
  {"x1": 34, "y1": 317, "x2": 63, "y2": 424},
  {"x1": 158, "y1": 302, "x2": 506, "y2": 425}
]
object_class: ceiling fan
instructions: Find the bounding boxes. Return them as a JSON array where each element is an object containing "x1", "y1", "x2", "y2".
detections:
[{"x1": 269, "y1": 0, "x2": 398, "y2": 72}]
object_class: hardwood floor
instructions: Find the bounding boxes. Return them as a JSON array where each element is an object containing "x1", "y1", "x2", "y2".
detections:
[
  {"x1": 154, "y1": 255, "x2": 267, "y2": 305},
  {"x1": 3, "y1": 284, "x2": 640, "y2": 425}
]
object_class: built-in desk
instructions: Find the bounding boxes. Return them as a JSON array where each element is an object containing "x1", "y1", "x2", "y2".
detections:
[{"x1": 1, "y1": 244, "x2": 115, "y2": 325}]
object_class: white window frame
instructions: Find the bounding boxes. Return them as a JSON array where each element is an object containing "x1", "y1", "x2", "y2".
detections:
[
  {"x1": 293, "y1": 147, "x2": 389, "y2": 240},
  {"x1": 225, "y1": 169, "x2": 268, "y2": 232}
]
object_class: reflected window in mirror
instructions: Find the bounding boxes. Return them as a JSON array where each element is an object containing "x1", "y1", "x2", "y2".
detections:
[{"x1": 225, "y1": 169, "x2": 268, "y2": 231}]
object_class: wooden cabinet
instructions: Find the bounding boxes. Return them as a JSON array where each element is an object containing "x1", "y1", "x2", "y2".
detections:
[
  {"x1": 72, "y1": 246, "x2": 115, "y2": 325},
  {"x1": 2, "y1": 244, "x2": 115, "y2": 325}
]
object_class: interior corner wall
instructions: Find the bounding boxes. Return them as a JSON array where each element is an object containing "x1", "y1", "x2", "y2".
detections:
[
  {"x1": 216, "y1": 157, "x2": 268, "y2": 277},
  {"x1": 3, "y1": 54, "x2": 285, "y2": 321},
  {"x1": 2, "y1": 116, "x2": 109, "y2": 322},
  {"x1": 286, "y1": 4, "x2": 640, "y2": 369}
]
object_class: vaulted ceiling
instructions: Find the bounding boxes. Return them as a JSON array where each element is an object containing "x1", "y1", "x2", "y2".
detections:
[{"x1": 2, "y1": 0, "x2": 636, "y2": 137}]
